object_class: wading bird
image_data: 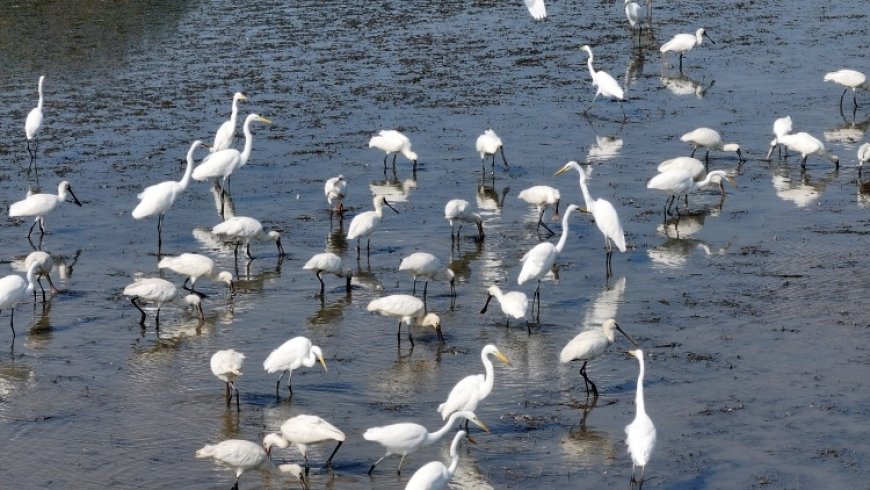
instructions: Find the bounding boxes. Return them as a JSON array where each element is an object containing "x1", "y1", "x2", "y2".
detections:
[
  {"x1": 346, "y1": 195, "x2": 399, "y2": 259},
  {"x1": 560, "y1": 319, "x2": 638, "y2": 396},
  {"x1": 364, "y1": 410, "x2": 488, "y2": 475},
  {"x1": 660, "y1": 28, "x2": 715, "y2": 72},
  {"x1": 522, "y1": 0, "x2": 547, "y2": 20},
  {"x1": 211, "y1": 92, "x2": 248, "y2": 153},
  {"x1": 518, "y1": 204, "x2": 585, "y2": 322},
  {"x1": 398, "y1": 252, "x2": 455, "y2": 300},
  {"x1": 475, "y1": 129, "x2": 509, "y2": 173},
  {"x1": 437, "y1": 345, "x2": 510, "y2": 429},
  {"x1": 859, "y1": 142, "x2": 869, "y2": 177},
  {"x1": 369, "y1": 130, "x2": 418, "y2": 172},
  {"x1": 404, "y1": 430, "x2": 468, "y2": 490},
  {"x1": 122, "y1": 277, "x2": 204, "y2": 327},
  {"x1": 303, "y1": 252, "x2": 352, "y2": 297},
  {"x1": 480, "y1": 285, "x2": 530, "y2": 331},
  {"x1": 158, "y1": 253, "x2": 234, "y2": 296},
  {"x1": 0, "y1": 262, "x2": 40, "y2": 338},
  {"x1": 580, "y1": 45, "x2": 626, "y2": 120},
  {"x1": 212, "y1": 216, "x2": 284, "y2": 261},
  {"x1": 196, "y1": 439, "x2": 306, "y2": 490},
  {"x1": 262, "y1": 336, "x2": 327, "y2": 398},
  {"x1": 765, "y1": 131, "x2": 839, "y2": 169},
  {"x1": 25, "y1": 75, "x2": 45, "y2": 161},
  {"x1": 324, "y1": 174, "x2": 347, "y2": 214},
  {"x1": 132, "y1": 140, "x2": 205, "y2": 255},
  {"x1": 766, "y1": 115, "x2": 794, "y2": 159},
  {"x1": 680, "y1": 128, "x2": 744, "y2": 163},
  {"x1": 555, "y1": 161, "x2": 626, "y2": 277},
  {"x1": 444, "y1": 199, "x2": 484, "y2": 241},
  {"x1": 517, "y1": 185, "x2": 561, "y2": 234},
  {"x1": 625, "y1": 348, "x2": 656, "y2": 487},
  {"x1": 367, "y1": 294, "x2": 443, "y2": 345},
  {"x1": 23, "y1": 251, "x2": 58, "y2": 301},
  {"x1": 647, "y1": 168, "x2": 735, "y2": 215},
  {"x1": 264, "y1": 414, "x2": 346, "y2": 475},
  {"x1": 9, "y1": 180, "x2": 82, "y2": 239},
  {"x1": 210, "y1": 349, "x2": 245, "y2": 409},
  {"x1": 823, "y1": 69, "x2": 867, "y2": 113}
]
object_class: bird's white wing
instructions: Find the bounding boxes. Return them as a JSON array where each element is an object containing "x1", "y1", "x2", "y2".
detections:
[{"x1": 524, "y1": 0, "x2": 547, "y2": 19}]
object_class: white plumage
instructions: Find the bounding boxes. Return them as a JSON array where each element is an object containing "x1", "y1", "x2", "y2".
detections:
[
  {"x1": 523, "y1": 0, "x2": 547, "y2": 20},
  {"x1": 823, "y1": 69, "x2": 868, "y2": 110},
  {"x1": 625, "y1": 349, "x2": 656, "y2": 486},
  {"x1": 647, "y1": 169, "x2": 735, "y2": 214},
  {"x1": 560, "y1": 318, "x2": 637, "y2": 395},
  {"x1": 264, "y1": 414, "x2": 346, "y2": 471},
  {"x1": 625, "y1": 0, "x2": 642, "y2": 28},
  {"x1": 23, "y1": 251, "x2": 58, "y2": 299},
  {"x1": 324, "y1": 174, "x2": 347, "y2": 212},
  {"x1": 0, "y1": 262, "x2": 40, "y2": 337},
  {"x1": 210, "y1": 92, "x2": 248, "y2": 153},
  {"x1": 580, "y1": 45, "x2": 626, "y2": 119},
  {"x1": 158, "y1": 253, "x2": 233, "y2": 293},
  {"x1": 369, "y1": 130, "x2": 418, "y2": 170},
  {"x1": 363, "y1": 410, "x2": 487, "y2": 475},
  {"x1": 122, "y1": 277, "x2": 203, "y2": 325},
  {"x1": 657, "y1": 157, "x2": 705, "y2": 180},
  {"x1": 444, "y1": 199, "x2": 484, "y2": 240},
  {"x1": 210, "y1": 349, "x2": 245, "y2": 407},
  {"x1": 195, "y1": 439, "x2": 269, "y2": 487},
  {"x1": 660, "y1": 28, "x2": 715, "y2": 71},
  {"x1": 404, "y1": 430, "x2": 467, "y2": 490},
  {"x1": 680, "y1": 128, "x2": 743, "y2": 162},
  {"x1": 399, "y1": 252, "x2": 455, "y2": 299},
  {"x1": 262, "y1": 336, "x2": 327, "y2": 396},
  {"x1": 770, "y1": 132, "x2": 839, "y2": 169},
  {"x1": 517, "y1": 185, "x2": 561, "y2": 233},
  {"x1": 9, "y1": 180, "x2": 82, "y2": 238},
  {"x1": 25, "y1": 75, "x2": 45, "y2": 145},
  {"x1": 303, "y1": 252, "x2": 352, "y2": 296},
  {"x1": 475, "y1": 129, "x2": 509, "y2": 172},
  {"x1": 212, "y1": 216, "x2": 283, "y2": 260},
  {"x1": 346, "y1": 195, "x2": 398, "y2": 257},
  {"x1": 132, "y1": 140, "x2": 203, "y2": 220},
  {"x1": 480, "y1": 285, "x2": 529, "y2": 329},
  {"x1": 368, "y1": 294, "x2": 443, "y2": 344},
  {"x1": 859, "y1": 143, "x2": 870, "y2": 176},
  {"x1": 437, "y1": 344, "x2": 510, "y2": 420},
  {"x1": 192, "y1": 114, "x2": 272, "y2": 186}
]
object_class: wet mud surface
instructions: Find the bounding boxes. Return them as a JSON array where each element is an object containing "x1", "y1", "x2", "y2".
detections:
[{"x1": 0, "y1": 1, "x2": 867, "y2": 489}]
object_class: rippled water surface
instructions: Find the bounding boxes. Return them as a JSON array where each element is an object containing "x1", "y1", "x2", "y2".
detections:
[{"x1": 0, "y1": 1, "x2": 867, "y2": 489}]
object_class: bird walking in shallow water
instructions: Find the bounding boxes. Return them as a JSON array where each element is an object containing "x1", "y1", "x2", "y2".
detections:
[
  {"x1": 660, "y1": 28, "x2": 715, "y2": 73},
  {"x1": 212, "y1": 216, "x2": 284, "y2": 261},
  {"x1": 25, "y1": 75, "x2": 45, "y2": 163},
  {"x1": 560, "y1": 319, "x2": 638, "y2": 396},
  {"x1": 0, "y1": 262, "x2": 40, "y2": 338},
  {"x1": 210, "y1": 92, "x2": 248, "y2": 153},
  {"x1": 481, "y1": 285, "x2": 530, "y2": 331},
  {"x1": 22, "y1": 251, "x2": 59, "y2": 301},
  {"x1": 680, "y1": 128, "x2": 743, "y2": 164},
  {"x1": 404, "y1": 429, "x2": 468, "y2": 490},
  {"x1": 324, "y1": 174, "x2": 347, "y2": 215},
  {"x1": 196, "y1": 439, "x2": 306, "y2": 490},
  {"x1": 399, "y1": 252, "x2": 455, "y2": 301},
  {"x1": 263, "y1": 336, "x2": 327, "y2": 399},
  {"x1": 625, "y1": 348, "x2": 656, "y2": 488},
  {"x1": 9, "y1": 180, "x2": 82, "y2": 239},
  {"x1": 132, "y1": 140, "x2": 205, "y2": 255},
  {"x1": 517, "y1": 185, "x2": 561, "y2": 234},
  {"x1": 823, "y1": 69, "x2": 867, "y2": 114},
  {"x1": 122, "y1": 277, "x2": 204, "y2": 327},
  {"x1": 555, "y1": 161, "x2": 626, "y2": 277},
  {"x1": 210, "y1": 349, "x2": 245, "y2": 409},
  {"x1": 766, "y1": 131, "x2": 839, "y2": 169},
  {"x1": 437, "y1": 344, "x2": 510, "y2": 430},
  {"x1": 346, "y1": 195, "x2": 399, "y2": 259},
  {"x1": 367, "y1": 294, "x2": 443, "y2": 346},
  {"x1": 303, "y1": 252, "x2": 352, "y2": 297},
  {"x1": 647, "y1": 168, "x2": 735, "y2": 215},
  {"x1": 369, "y1": 130, "x2": 418, "y2": 172},
  {"x1": 264, "y1": 414, "x2": 346, "y2": 475},
  {"x1": 580, "y1": 45, "x2": 626, "y2": 120},
  {"x1": 158, "y1": 252, "x2": 234, "y2": 296},
  {"x1": 444, "y1": 199, "x2": 484, "y2": 242},
  {"x1": 476, "y1": 129, "x2": 509, "y2": 173}
]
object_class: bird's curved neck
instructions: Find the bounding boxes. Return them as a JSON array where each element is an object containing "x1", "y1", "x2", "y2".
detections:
[
  {"x1": 447, "y1": 439, "x2": 461, "y2": 475},
  {"x1": 586, "y1": 53, "x2": 596, "y2": 78},
  {"x1": 577, "y1": 174, "x2": 594, "y2": 211},
  {"x1": 240, "y1": 119, "x2": 256, "y2": 165},
  {"x1": 230, "y1": 98, "x2": 240, "y2": 124},
  {"x1": 635, "y1": 356, "x2": 646, "y2": 414},
  {"x1": 37, "y1": 78, "x2": 44, "y2": 109},
  {"x1": 25, "y1": 266, "x2": 38, "y2": 293},
  {"x1": 480, "y1": 351, "x2": 496, "y2": 399},
  {"x1": 696, "y1": 171, "x2": 722, "y2": 189},
  {"x1": 179, "y1": 147, "x2": 196, "y2": 189},
  {"x1": 555, "y1": 211, "x2": 572, "y2": 253},
  {"x1": 426, "y1": 414, "x2": 459, "y2": 444}
]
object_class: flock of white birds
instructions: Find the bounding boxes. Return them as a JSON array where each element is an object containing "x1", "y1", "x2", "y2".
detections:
[{"x1": 3, "y1": 3, "x2": 868, "y2": 490}]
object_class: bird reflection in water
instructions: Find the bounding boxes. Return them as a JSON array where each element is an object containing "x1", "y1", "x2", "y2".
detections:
[
  {"x1": 560, "y1": 396, "x2": 618, "y2": 468},
  {"x1": 584, "y1": 118, "x2": 624, "y2": 163},
  {"x1": 369, "y1": 349, "x2": 442, "y2": 399},
  {"x1": 648, "y1": 208, "x2": 728, "y2": 268},
  {"x1": 476, "y1": 172, "x2": 510, "y2": 217},
  {"x1": 660, "y1": 71, "x2": 715, "y2": 98},
  {"x1": 369, "y1": 176, "x2": 417, "y2": 205},
  {"x1": 857, "y1": 176, "x2": 870, "y2": 208},
  {"x1": 823, "y1": 116, "x2": 868, "y2": 144},
  {"x1": 769, "y1": 164, "x2": 838, "y2": 208}
]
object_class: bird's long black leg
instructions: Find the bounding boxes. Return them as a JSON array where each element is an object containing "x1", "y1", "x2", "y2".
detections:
[
  {"x1": 325, "y1": 441, "x2": 343, "y2": 469},
  {"x1": 131, "y1": 297, "x2": 147, "y2": 324}
]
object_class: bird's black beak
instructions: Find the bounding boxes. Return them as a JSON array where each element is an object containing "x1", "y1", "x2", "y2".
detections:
[
  {"x1": 616, "y1": 323, "x2": 640, "y2": 347},
  {"x1": 384, "y1": 200, "x2": 399, "y2": 214},
  {"x1": 68, "y1": 187, "x2": 82, "y2": 207},
  {"x1": 704, "y1": 32, "x2": 716, "y2": 44},
  {"x1": 480, "y1": 294, "x2": 493, "y2": 314}
]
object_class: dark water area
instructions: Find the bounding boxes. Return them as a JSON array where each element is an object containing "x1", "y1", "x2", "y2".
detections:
[{"x1": 0, "y1": 1, "x2": 867, "y2": 489}]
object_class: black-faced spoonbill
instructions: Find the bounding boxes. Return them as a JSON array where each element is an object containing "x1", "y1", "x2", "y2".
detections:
[
  {"x1": 210, "y1": 349, "x2": 245, "y2": 409},
  {"x1": 9, "y1": 180, "x2": 82, "y2": 239},
  {"x1": 660, "y1": 28, "x2": 715, "y2": 73},
  {"x1": 559, "y1": 318, "x2": 638, "y2": 396}
]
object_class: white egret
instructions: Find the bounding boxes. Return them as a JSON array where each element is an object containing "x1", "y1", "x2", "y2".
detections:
[
  {"x1": 680, "y1": 127, "x2": 744, "y2": 163},
  {"x1": 444, "y1": 199, "x2": 484, "y2": 241},
  {"x1": 122, "y1": 277, "x2": 204, "y2": 326},
  {"x1": 324, "y1": 174, "x2": 347, "y2": 214},
  {"x1": 367, "y1": 294, "x2": 443, "y2": 345},
  {"x1": 192, "y1": 114, "x2": 272, "y2": 200},
  {"x1": 9, "y1": 180, "x2": 82, "y2": 239},
  {"x1": 517, "y1": 185, "x2": 561, "y2": 234},
  {"x1": 555, "y1": 161, "x2": 626, "y2": 277},
  {"x1": 647, "y1": 168, "x2": 735, "y2": 215},
  {"x1": 25, "y1": 75, "x2": 45, "y2": 160},
  {"x1": 480, "y1": 285, "x2": 530, "y2": 331},
  {"x1": 210, "y1": 349, "x2": 245, "y2": 409},
  {"x1": 404, "y1": 429, "x2": 467, "y2": 490},
  {"x1": 560, "y1": 319, "x2": 638, "y2": 396},
  {"x1": 765, "y1": 131, "x2": 839, "y2": 169},
  {"x1": 158, "y1": 252, "x2": 234, "y2": 295},
  {"x1": 346, "y1": 195, "x2": 399, "y2": 259},
  {"x1": 764, "y1": 116, "x2": 794, "y2": 160},
  {"x1": 264, "y1": 414, "x2": 346, "y2": 473},
  {"x1": 132, "y1": 140, "x2": 204, "y2": 254},
  {"x1": 364, "y1": 410, "x2": 488, "y2": 475},
  {"x1": 437, "y1": 344, "x2": 510, "y2": 428},
  {"x1": 196, "y1": 439, "x2": 306, "y2": 490},
  {"x1": 823, "y1": 69, "x2": 867, "y2": 112},
  {"x1": 624, "y1": 0, "x2": 642, "y2": 34},
  {"x1": 580, "y1": 45, "x2": 626, "y2": 120},
  {"x1": 302, "y1": 252, "x2": 352, "y2": 297},
  {"x1": 523, "y1": 0, "x2": 546, "y2": 20},
  {"x1": 399, "y1": 252, "x2": 455, "y2": 300},
  {"x1": 211, "y1": 216, "x2": 284, "y2": 260},
  {"x1": 211, "y1": 92, "x2": 248, "y2": 153},
  {"x1": 475, "y1": 129, "x2": 509, "y2": 173},
  {"x1": 517, "y1": 204, "x2": 585, "y2": 322},
  {"x1": 625, "y1": 348, "x2": 656, "y2": 487},
  {"x1": 656, "y1": 157, "x2": 705, "y2": 180},
  {"x1": 660, "y1": 28, "x2": 715, "y2": 72},
  {"x1": 369, "y1": 130, "x2": 418, "y2": 171},
  {"x1": 0, "y1": 262, "x2": 39, "y2": 338},
  {"x1": 24, "y1": 251, "x2": 58, "y2": 301},
  {"x1": 262, "y1": 336, "x2": 327, "y2": 397},
  {"x1": 859, "y1": 142, "x2": 869, "y2": 177}
]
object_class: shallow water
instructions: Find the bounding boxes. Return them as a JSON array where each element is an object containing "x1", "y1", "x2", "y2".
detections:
[{"x1": 0, "y1": 1, "x2": 868, "y2": 489}]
